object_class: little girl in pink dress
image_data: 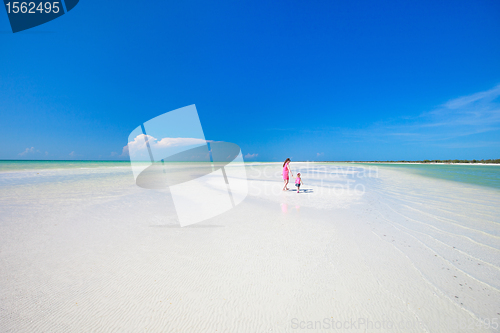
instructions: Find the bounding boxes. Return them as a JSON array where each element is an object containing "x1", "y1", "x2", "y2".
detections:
[{"x1": 295, "y1": 173, "x2": 303, "y2": 193}]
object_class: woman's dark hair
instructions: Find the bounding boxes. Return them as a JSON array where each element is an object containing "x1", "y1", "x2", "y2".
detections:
[{"x1": 283, "y1": 158, "x2": 291, "y2": 167}]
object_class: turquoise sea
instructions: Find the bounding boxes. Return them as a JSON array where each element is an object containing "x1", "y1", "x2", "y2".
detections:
[
  {"x1": 0, "y1": 160, "x2": 130, "y2": 172},
  {"x1": 1, "y1": 160, "x2": 500, "y2": 191},
  {"x1": 356, "y1": 163, "x2": 500, "y2": 190}
]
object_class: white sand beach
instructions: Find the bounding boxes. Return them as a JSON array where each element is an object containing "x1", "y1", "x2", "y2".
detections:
[{"x1": 1, "y1": 162, "x2": 499, "y2": 332}]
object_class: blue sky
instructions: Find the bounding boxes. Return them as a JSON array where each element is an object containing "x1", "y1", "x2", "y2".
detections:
[{"x1": 1, "y1": 0, "x2": 499, "y2": 161}]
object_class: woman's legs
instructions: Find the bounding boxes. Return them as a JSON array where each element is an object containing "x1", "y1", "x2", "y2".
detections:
[{"x1": 283, "y1": 178, "x2": 289, "y2": 191}]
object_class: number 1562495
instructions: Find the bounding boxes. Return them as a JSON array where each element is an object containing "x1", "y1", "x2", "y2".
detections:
[{"x1": 5, "y1": 2, "x2": 61, "y2": 14}]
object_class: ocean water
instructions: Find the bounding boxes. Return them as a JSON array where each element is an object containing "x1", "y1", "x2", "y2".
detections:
[
  {"x1": 1, "y1": 160, "x2": 500, "y2": 191},
  {"x1": 0, "y1": 160, "x2": 131, "y2": 172},
  {"x1": 355, "y1": 163, "x2": 500, "y2": 190}
]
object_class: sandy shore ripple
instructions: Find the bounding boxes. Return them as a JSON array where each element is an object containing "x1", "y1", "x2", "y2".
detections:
[{"x1": 0, "y1": 163, "x2": 499, "y2": 332}]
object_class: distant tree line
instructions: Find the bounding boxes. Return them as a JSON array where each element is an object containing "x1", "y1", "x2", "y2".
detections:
[{"x1": 356, "y1": 159, "x2": 500, "y2": 164}]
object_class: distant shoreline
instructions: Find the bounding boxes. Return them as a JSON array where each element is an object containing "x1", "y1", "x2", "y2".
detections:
[
  {"x1": 0, "y1": 160, "x2": 130, "y2": 162},
  {"x1": 346, "y1": 162, "x2": 500, "y2": 165},
  {"x1": 1, "y1": 159, "x2": 499, "y2": 166},
  {"x1": 344, "y1": 160, "x2": 500, "y2": 165}
]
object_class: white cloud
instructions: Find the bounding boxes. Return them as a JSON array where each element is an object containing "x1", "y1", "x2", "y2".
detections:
[
  {"x1": 120, "y1": 145, "x2": 129, "y2": 157},
  {"x1": 69, "y1": 151, "x2": 84, "y2": 158},
  {"x1": 244, "y1": 153, "x2": 258, "y2": 159},
  {"x1": 156, "y1": 137, "x2": 207, "y2": 148},
  {"x1": 317, "y1": 152, "x2": 324, "y2": 157},
  {"x1": 124, "y1": 134, "x2": 208, "y2": 159},
  {"x1": 443, "y1": 85, "x2": 500, "y2": 110},
  {"x1": 19, "y1": 147, "x2": 40, "y2": 156},
  {"x1": 336, "y1": 84, "x2": 500, "y2": 145}
]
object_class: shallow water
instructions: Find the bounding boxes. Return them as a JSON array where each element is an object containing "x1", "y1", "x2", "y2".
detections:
[
  {"x1": 0, "y1": 162, "x2": 499, "y2": 332},
  {"x1": 355, "y1": 163, "x2": 500, "y2": 190},
  {"x1": 0, "y1": 160, "x2": 130, "y2": 172},
  {"x1": 2, "y1": 160, "x2": 499, "y2": 190}
]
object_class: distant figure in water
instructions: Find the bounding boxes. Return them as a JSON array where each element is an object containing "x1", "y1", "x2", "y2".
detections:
[
  {"x1": 282, "y1": 158, "x2": 293, "y2": 191},
  {"x1": 295, "y1": 173, "x2": 303, "y2": 193}
]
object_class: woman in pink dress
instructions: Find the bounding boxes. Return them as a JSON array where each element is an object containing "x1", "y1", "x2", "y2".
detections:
[{"x1": 282, "y1": 158, "x2": 293, "y2": 191}]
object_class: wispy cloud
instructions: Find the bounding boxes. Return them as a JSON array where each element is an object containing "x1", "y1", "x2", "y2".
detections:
[
  {"x1": 68, "y1": 151, "x2": 84, "y2": 158},
  {"x1": 433, "y1": 141, "x2": 500, "y2": 149},
  {"x1": 17, "y1": 147, "x2": 49, "y2": 158},
  {"x1": 339, "y1": 84, "x2": 500, "y2": 145},
  {"x1": 442, "y1": 85, "x2": 500, "y2": 109},
  {"x1": 244, "y1": 153, "x2": 258, "y2": 159},
  {"x1": 19, "y1": 147, "x2": 41, "y2": 156}
]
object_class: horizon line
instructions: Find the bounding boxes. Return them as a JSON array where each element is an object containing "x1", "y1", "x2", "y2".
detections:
[{"x1": 1, "y1": 159, "x2": 499, "y2": 163}]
